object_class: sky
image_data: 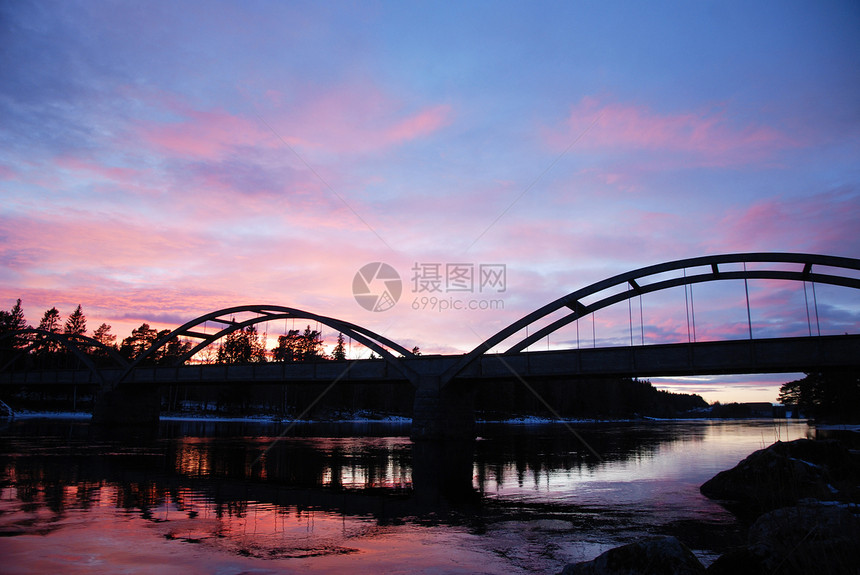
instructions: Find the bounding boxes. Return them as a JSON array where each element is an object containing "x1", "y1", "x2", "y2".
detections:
[{"x1": 1, "y1": 1, "x2": 859, "y2": 404}]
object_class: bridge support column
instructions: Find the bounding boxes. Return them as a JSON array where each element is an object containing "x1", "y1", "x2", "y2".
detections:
[
  {"x1": 411, "y1": 376, "x2": 476, "y2": 441},
  {"x1": 92, "y1": 386, "x2": 161, "y2": 434}
]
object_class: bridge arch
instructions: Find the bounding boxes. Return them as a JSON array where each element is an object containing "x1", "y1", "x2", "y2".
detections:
[
  {"x1": 117, "y1": 305, "x2": 418, "y2": 386},
  {"x1": 443, "y1": 252, "x2": 860, "y2": 382},
  {"x1": 0, "y1": 328, "x2": 130, "y2": 385}
]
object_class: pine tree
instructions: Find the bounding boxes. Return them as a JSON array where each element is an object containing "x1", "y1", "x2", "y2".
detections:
[
  {"x1": 38, "y1": 307, "x2": 62, "y2": 333},
  {"x1": 332, "y1": 333, "x2": 347, "y2": 360},
  {"x1": 64, "y1": 304, "x2": 87, "y2": 337},
  {"x1": 8, "y1": 299, "x2": 27, "y2": 332},
  {"x1": 2, "y1": 299, "x2": 28, "y2": 349},
  {"x1": 0, "y1": 299, "x2": 28, "y2": 365},
  {"x1": 35, "y1": 307, "x2": 62, "y2": 361}
]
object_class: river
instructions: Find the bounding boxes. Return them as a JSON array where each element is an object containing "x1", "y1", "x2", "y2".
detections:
[{"x1": 0, "y1": 417, "x2": 810, "y2": 574}]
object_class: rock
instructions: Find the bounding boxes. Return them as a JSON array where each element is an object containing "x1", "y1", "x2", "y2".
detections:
[
  {"x1": 746, "y1": 501, "x2": 860, "y2": 574},
  {"x1": 705, "y1": 547, "x2": 765, "y2": 575},
  {"x1": 699, "y1": 439, "x2": 860, "y2": 510},
  {"x1": 560, "y1": 536, "x2": 705, "y2": 575}
]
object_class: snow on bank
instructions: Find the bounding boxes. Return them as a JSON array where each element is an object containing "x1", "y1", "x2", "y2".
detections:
[
  {"x1": 11, "y1": 410, "x2": 92, "y2": 420},
  {"x1": 5, "y1": 411, "x2": 812, "y2": 426},
  {"x1": 161, "y1": 413, "x2": 412, "y2": 424},
  {"x1": 816, "y1": 423, "x2": 860, "y2": 432},
  {"x1": 4, "y1": 411, "x2": 411, "y2": 424}
]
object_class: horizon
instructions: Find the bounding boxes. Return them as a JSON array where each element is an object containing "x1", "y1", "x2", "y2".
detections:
[
  {"x1": 2, "y1": 1, "x2": 859, "y2": 405},
  {"x1": 0, "y1": 290, "x2": 842, "y2": 406}
]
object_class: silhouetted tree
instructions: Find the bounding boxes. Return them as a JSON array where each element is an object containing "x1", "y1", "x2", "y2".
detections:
[
  {"x1": 4, "y1": 299, "x2": 27, "y2": 332},
  {"x1": 272, "y1": 327, "x2": 325, "y2": 362},
  {"x1": 332, "y1": 333, "x2": 346, "y2": 360},
  {"x1": 90, "y1": 323, "x2": 118, "y2": 365},
  {"x1": 38, "y1": 307, "x2": 62, "y2": 333},
  {"x1": 779, "y1": 370, "x2": 860, "y2": 422},
  {"x1": 156, "y1": 329, "x2": 193, "y2": 365},
  {"x1": 64, "y1": 304, "x2": 87, "y2": 337},
  {"x1": 273, "y1": 329, "x2": 302, "y2": 362},
  {"x1": 0, "y1": 299, "x2": 29, "y2": 367},
  {"x1": 0, "y1": 299, "x2": 28, "y2": 346},
  {"x1": 35, "y1": 307, "x2": 63, "y2": 361},
  {"x1": 120, "y1": 323, "x2": 159, "y2": 361},
  {"x1": 298, "y1": 325, "x2": 324, "y2": 361},
  {"x1": 92, "y1": 323, "x2": 116, "y2": 347},
  {"x1": 217, "y1": 325, "x2": 266, "y2": 364}
]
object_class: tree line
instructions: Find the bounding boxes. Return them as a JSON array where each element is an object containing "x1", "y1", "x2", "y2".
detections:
[
  {"x1": 779, "y1": 371, "x2": 860, "y2": 423},
  {"x1": 0, "y1": 299, "x2": 367, "y2": 369},
  {"x1": 1, "y1": 299, "x2": 189, "y2": 368}
]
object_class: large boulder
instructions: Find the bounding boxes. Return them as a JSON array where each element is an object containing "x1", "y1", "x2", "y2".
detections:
[
  {"x1": 700, "y1": 439, "x2": 859, "y2": 510},
  {"x1": 747, "y1": 502, "x2": 860, "y2": 574},
  {"x1": 708, "y1": 502, "x2": 860, "y2": 574},
  {"x1": 704, "y1": 547, "x2": 764, "y2": 575},
  {"x1": 560, "y1": 536, "x2": 705, "y2": 575}
]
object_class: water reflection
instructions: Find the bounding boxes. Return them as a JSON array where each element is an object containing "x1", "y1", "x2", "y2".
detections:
[{"x1": 0, "y1": 419, "x2": 809, "y2": 573}]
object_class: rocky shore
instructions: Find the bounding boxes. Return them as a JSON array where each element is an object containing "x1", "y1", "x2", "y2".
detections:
[{"x1": 558, "y1": 438, "x2": 860, "y2": 574}]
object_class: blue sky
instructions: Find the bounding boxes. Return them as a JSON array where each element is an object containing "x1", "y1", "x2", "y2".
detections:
[{"x1": 1, "y1": 1, "x2": 859, "y2": 402}]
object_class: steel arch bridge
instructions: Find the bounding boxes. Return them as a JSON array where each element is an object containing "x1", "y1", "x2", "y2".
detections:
[
  {"x1": 441, "y1": 252, "x2": 860, "y2": 384},
  {"x1": 0, "y1": 328, "x2": 130, "y2": 385},
  {"x1": 3, "y1": 252, "x2": 858, "y2": 390},
  {"x1": 2, "y1": 252, "x2": 859, "y2": 440},
  {"x1": 115, "y1": 304, "x2": 420, "y2": 386}
]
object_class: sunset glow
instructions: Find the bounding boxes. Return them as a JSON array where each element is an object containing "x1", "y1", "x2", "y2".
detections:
[{"x1": 1, "y1": 1, "x2": 858, "y2": 403}]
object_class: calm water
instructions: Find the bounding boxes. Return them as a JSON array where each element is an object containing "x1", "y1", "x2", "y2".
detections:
[{"x1": 0, "y1": 417, "x2": 810, "y2": 574}]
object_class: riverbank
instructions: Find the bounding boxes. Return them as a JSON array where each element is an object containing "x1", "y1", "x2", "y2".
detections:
[
  {"x1": 559, "y1": 434, "x2": 860, "y2": 574},
  {"x1": 4, "y1": 409, "x2": 805, "y2": 426}
]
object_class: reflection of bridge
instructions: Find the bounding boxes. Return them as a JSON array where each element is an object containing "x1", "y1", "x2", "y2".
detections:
[
  {"x1": 3, "y1": 252, "x2": 860, "y2": 438},
  {"x1": 0, "y1": 421, "x2": 697, "y2": 535}
]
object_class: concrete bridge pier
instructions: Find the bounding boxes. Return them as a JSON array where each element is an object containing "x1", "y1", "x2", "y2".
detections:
[
  {"x1": 92, "y1": 385, "x2": 161, "y2": 436},
  {"x1": 411, "y1": 376, "x2": 477, "y2": 441}
]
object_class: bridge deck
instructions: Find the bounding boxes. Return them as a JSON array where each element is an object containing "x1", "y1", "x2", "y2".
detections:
[{"x1": 2, "y1": 334, "x2": 858, "y2": 387}]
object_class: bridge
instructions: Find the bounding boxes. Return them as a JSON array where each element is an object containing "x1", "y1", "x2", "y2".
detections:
[{"x1": 2, "y1": 252, "x2": 859, "y2": 439}]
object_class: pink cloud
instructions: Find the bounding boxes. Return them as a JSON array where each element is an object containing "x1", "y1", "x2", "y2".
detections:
[
  {"x1": 0, "y1": 211, "x2": 206, "y2": 279},
  {"x1": 56, "y1": 157, "x2": 141, "y2": 182},
  {"x1": 0, "y1": 164, "x2": 18, "y2": 180},
  {"x1": 709, "y1": 189, "x2": 860, "y2": 255},
  {"x1": 384, "y1": 105, "x2": 451, "y2": 144},
  {"x1": 547, "y1": 96, "x2": 797, "y2": 167},
  {"x1": 132, "y1": 85, "x2": 451, "y2": 161},
  {"x1": 139, "y1": 107, "x2": 279, "y2": 158}
]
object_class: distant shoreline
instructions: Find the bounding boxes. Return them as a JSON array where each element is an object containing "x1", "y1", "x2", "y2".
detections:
[{"x1": 4, "y1": 410, "x2": 811, "y2": 426}]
